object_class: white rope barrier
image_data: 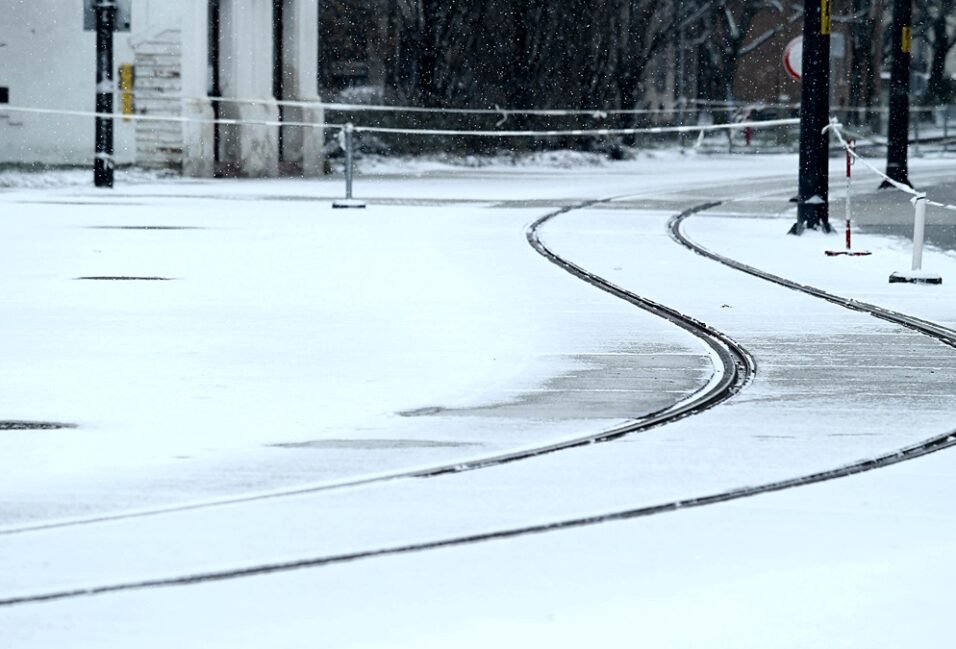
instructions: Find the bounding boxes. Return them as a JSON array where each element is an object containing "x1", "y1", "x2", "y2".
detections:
[
  {"x1": 350, "y1": 118, "x2": 799, "y2": 138},
  {"x1": 29, "y1": 87, "x2": 950, "y2": 122},
  {"x1": 27, "y1": 89, "x2": 951, "y2": 124},
  {"x1": 826, "y1": 120, "x2": 919, "y2": 196},
  {"x1": 828, "y1": 118, "x2": 956, "y2": 212},
  {"x1": 169, "y1": 95, "x2": 953, "y2": 118},
  {"x1": 0, "y1": 104, "x2": 799, "y2": 139},
  {"x1": 125, "y1": 93, "x2": 687, "y2": 117},
  {"x1": 355, "y1": 119, "x2": 800, "y2": 137},
  {"x1": 0, "y1": 102, "x2": 800, "y2": 215},
  {"x1": 0, "y1": 104, "x2": 339, "y2": 130}
]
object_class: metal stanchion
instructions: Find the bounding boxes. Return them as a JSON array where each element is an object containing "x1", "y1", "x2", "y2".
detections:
[{"x1": 332, "y1": 122, "x2": 367, "y2": 209}]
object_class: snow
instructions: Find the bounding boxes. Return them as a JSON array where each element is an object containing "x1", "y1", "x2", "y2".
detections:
[{"x1": 3, "y1": 152, "x2": 956, "y2": 647}]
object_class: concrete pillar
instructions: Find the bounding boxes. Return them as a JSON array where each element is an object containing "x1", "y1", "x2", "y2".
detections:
[
  {"x1": 180, "y1": 0, "x2": 215, "y2": 177},
  {"x1": 282, "y1": 0, "x2": 325, "y2": 177},
  {"x1": 219, "y1": 0, "x2": 279, "y2": 177}
]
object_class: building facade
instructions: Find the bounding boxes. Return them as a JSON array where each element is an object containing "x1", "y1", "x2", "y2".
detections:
[{"x1": 0, "y1": 0, "x2": 324, "y2": 177}]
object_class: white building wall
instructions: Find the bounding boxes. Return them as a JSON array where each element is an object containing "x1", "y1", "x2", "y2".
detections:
[
  {"x1": 0, "y1": 0, "x2": 203, "y2": 167},
  {"x1": 1, "y1": 0, "x2": 321, "y2": 176},
  {"x1": 0, "y1": 1, "x2": 136, "y2": 165}
]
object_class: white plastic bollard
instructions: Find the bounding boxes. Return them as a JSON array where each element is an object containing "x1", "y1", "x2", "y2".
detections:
[
  {"x1": 889, "y1": 194, "x2": 942, "y2": 284},
  {"x1": 912, "y1": 194, "x2": 926, "y2": 271}
]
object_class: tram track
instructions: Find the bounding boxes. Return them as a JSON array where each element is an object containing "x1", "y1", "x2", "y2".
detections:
[
  {"x1": 0, "y1": 192, "x2": 756, "y2": 538},
  {"x1": 1, "y1": 194, "x2": 761, "y2": 608},
  {"x1": 8, "y1": 192, "x2": 956, "y2": 608},
  {"x1": 668, "y1": 209, "x2": 956, "y2": 350}
]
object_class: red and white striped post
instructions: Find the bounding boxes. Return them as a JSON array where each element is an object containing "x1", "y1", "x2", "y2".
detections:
[{"x1": 826, "y1": 139, "x2": 871, "y2": 256}]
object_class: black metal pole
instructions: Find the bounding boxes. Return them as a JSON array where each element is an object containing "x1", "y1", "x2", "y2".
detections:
[
  {"x1": 94, "y1": 0, "x2": 116, "y2": 188},
  {"x1": 791, "y1": 0, "x2": 831, "y2": 234},
  {"x1": 883, "y1": 0, "x2": 912, "y2": 187}
]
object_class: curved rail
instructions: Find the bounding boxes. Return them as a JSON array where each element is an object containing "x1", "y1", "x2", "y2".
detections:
[
  {"x1": 0, "y1": 199, "x2": 757, "y2": 607},
  {"x1": 668, "y1": 209, "x2": 956, "y2": 350},
  {"x1": 527, "y1": 200, "x2": 755, "y2": 423},
  {"x1": 10, "y1": 198, "x2": 956, "y2": 608},
  {"x1": 0, "y1": 198, "x2": 753, "y2": 537}
]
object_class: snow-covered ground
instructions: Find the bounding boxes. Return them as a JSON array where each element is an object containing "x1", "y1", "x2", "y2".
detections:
[{"x1": 3, "y1": 151, "x2": 956, "y2": 647}]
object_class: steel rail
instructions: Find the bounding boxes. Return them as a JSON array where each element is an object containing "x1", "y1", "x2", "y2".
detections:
[
  {"x1": 0, "y1": 194, "x2": 753, "y2": 538},
  {"x1": 10, "y1": 197, "x2": 956, "y2": 608},
  {"x1": 0, "y1": 198, "x2": 757, "y2": 607},
  {"x1": 668, "y1": 209, "x2": 956, "y2": 350}
]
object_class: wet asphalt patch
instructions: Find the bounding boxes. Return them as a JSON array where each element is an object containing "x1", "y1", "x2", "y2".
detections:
[
  {"x1": 0, "y1": 421, "x2": 77, "y2": 430},
  {"x1": 271, "y1": 439, "x2": 477, "y2": 450},
  {"x1": 75, "y1": 276, "x2": 174, "y2": 281},
  {"x1": 397, "y1": 406, "x2": 447, "y2": 417},
  {"x1": 87, "y1": 226, "x2": 205, "y2": 231}
]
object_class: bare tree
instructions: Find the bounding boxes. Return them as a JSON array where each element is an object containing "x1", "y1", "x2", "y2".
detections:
[
  {"x1": 917, "y1": 0, "x2": 956, "y2": 103},
  {"x1": 384, "y1": 0, "x2": 690, "y2": 111},
  {"x1": 696, "y1": 0, "x2": 793, "y2": 104},
  {"x1": 842, "y1": 0, "x2": 882, "y2": 126}
]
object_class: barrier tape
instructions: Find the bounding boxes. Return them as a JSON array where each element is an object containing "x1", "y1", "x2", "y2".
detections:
[{"x1": 0, "y1": 104, "x2": 799, "y2": 139}]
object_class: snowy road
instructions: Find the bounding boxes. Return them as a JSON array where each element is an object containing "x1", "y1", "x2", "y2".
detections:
[{"x1": 3, "y1": 154, "x2": 956, "y2": 647}]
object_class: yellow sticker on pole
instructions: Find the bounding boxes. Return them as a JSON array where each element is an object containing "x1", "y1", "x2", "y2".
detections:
[
  {"x1": 902, "y1": 26, "x2": 912, "y2": 53},
  {"x1": 821, "y1": 0, "x2": 831, "y2": 35},
  {"x1": 119, "y1": 64, "x2": 134, "y2": 119}
]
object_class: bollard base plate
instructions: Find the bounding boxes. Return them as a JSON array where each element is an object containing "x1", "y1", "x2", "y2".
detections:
[
  {"x1": 889, "y1": 271, "x2": 942, "y2": 285},
  {"x1": 825, "y1": 250, "x2": 872, "y2": 257},
  {"x1": 332, "y1": 199, "x2": 367, "y2": 209}
]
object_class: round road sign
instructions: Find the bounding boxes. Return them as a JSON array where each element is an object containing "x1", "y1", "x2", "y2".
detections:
[{"x1": 784, "y1": 37, "x2": 802, "y2": 80}]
